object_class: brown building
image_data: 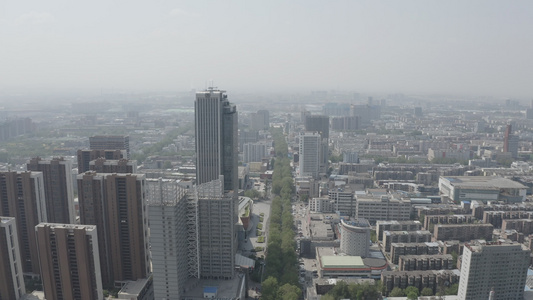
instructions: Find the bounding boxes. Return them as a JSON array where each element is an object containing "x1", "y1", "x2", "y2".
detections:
[
  {"x1": 390, "y1": 242, "x2": 440, "y2": 264},
  {"x1": 77, "y1": 149, "x2": 125, "y2": 173},
  {"x1": 381, "y1": 270, "x2": 460, "y2": 296},
  {"x1": 382, "y1": 230, "x2": 432, "y2": 253},
  {"x1": 0, "y1": 217, "x2": 26, "y2": 300},
  {"x1": 77, "y1": 172, "x2": 150, "y2": 288},
  {"x1": 89, "y1": 158, "x2": 137, "y2": 173},
  {"x1": 433, "y1": 224, "x2": 493, "y2": 242},
  {"x1": 398, "y1": 254, "x2": 453, "y2": 271},
  {"x1": 376, "y1": 220, "x2": 422, "y2": 241},
  {"x1": 0, "y1": 171, "x2": 46, "y2": 274},
  {"x1": 423, "y1": 215, "x2": 476, "y2": 233},
  {"x1": 502, "y1": 219, "x2": 533, "y2": 235},
  {"x1": 36, "y1": 223, "x2": 103, "y2": 300},
  {"x1": 89, "y1": 135, "x2": 130, "y2": 158},
  {"x1": 27, "y1": 157, "x2": 75, "y2": 224}
]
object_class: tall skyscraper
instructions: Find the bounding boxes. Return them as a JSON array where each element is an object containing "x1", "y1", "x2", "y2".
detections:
[
  {"x1": 195, "y1": 88, "x2": 238, "y2": 192},
  {"x1": 504, "y1": 124, "x2": 519, "y2": 158},
  {"x1": 36, "y1": 223, "x2": 103, "y2": 300},
  {"x1": 0, "y1": 217, "x2": 26, "y2": 300},
  {"x1": 77, "y1": 172, "x2": 150, "y2": 288},
  {"x1": 250, "y1": 109, "x2": 270, "y2": 130},
  {"x1": 299, "y1": 132, "x2": 321, "y2": 178},
  {"x1": 89, "y1": 135, "x2": 130, "y2": 158},
  {"x1": 0, "y1": 171, "x2": 46, "y2": 274},
  {"x1": 458, "y1": 242, "x2": 530, "y2": 300},
  {"x1": 196, "y1": 176, "x2": 237, "y2": 279},
  {"x1": 304, "y1": 114, "x2": 330, "y2": 174},
  {"x1": 27, "y1": 157, "x2": 75, "y2": 224},
  {"x1": 147, "y1": 179, "x2": 190, "y2": 300}
]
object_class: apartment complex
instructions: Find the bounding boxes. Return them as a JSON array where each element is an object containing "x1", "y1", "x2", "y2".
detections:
[
  {"x1": 36, "y1": 223, "x2": 103, "y2": 300},
  {"x1": 382, "y1": 230, "x2": 432, "y2": 253},
  {"x1": 458, "y1": 242, "x2": 530, "y2": 300},
  {"x1": 77, "y1": 172, "x2": 150, "y2": 288},
  {"x1": 376, "y1": 220, "x2": 422, "y2": 241},
  {"x1": 433, "y1": 224, "x2": 493, "y2": 242},
  {"x1": 0, "y1": 171, "x2": 46, "y2": 274},
  {"x1": 27, "y1": 157, "x2": 75, "y2": 224},
  {"x1": 398, "y1": 254, "x2": 453, "y2": 271},
  {"x1": 356, "y1": 196, "x2": 411, "y2": 223},
  {"x1": 89, "y1": 158, "x2": 137, "y2": 173},
  {"x1": 0, "y1": 217, "x2": 25, "y2": 300}
]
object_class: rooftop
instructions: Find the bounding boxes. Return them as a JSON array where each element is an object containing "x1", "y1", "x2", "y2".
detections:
[
  {"x1": 442, "y1": 176, "x2": 527, "y2": 189},
  {"x1": 321, "y1": 256, "x2": 365, "y2": 269}
]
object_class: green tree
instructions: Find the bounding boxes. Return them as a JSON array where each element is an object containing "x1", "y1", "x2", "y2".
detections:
[
  {"x1": 451, "y1": 251, "x2": 458, "y2": 269},
  {"x1": 421, "y1": 287, "x2": 434, "y2": 296},
  {"x1": 389, "y1": 287, "x2": 405, "y2": 297},
  {"x1": 405, "y1": 286, "x2": 419, "y2": 297},
  {"x1": 445, "y1": 283, "x2": 459, "y2": 295},
  {"x1": 278, "y1": 283, "x2": 301, "y2": 300},
  {"x1": 407, "y1": 291, "x2": 418, "y2": 299},
  {"x1": 261, "y1": 277, "x2": 279, "y2": 300}
]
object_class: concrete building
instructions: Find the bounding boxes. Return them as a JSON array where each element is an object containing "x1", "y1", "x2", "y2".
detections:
[
  {"x1": 243, "y1": 142, "x2": 268, "y2": 163},
  {"x1": 89, "y1": 135, "x2": 130, "y2": 158},
  {"x1": 381, "y1": 270, "x2": 460, "y2": 296},
  {"x1": 195, "y1": 176, "x2": 237, "y2": 279},
  {"x1": 433, "y1": 224, "x2": 494, "y2": 242},
  {"x1": 195, "y1": 88, "x2": 238, "y2": 193},
  {"x1": 147, "y1": 179, "x2": 189, "y2": 300},
  {"x1": 356, "y1": 195, "x2": 411, "y2": 224},
  {"x1": 376, "y1": 220, "x2": 422, "y2": 241},
  {"x1": 390, "y1": 242, "x2": 440, "y2": 264},
  {"x1": 328, "y1": 189, "x2": 356, "y2": 216},
  {"x1": 339, "y1": 219, "x2": 370, "y2": 257},
  {"x1": 343, "y1": 151, "x2": 359, "y2": 163},
  {"x1": 398, "y1": 254, "x2": 453, "y2": 271},
  {"x1": 36, "y1": 223, "x2": 103, "y2": 300},
  {"x1": 382, "y1": 230, "x2": 432, "y2": 253},
  {"x1": 89, "y1": 158, "x2": 137, "y2": 173},
  {"x1": 439, "y1": 176, "x2": 527, "y2": 203},
  {"x1": 77, "y1": 149, "x2": 125, "y2": 173},
  {"x1": 0, "y1": 217, "x2": 25, "y2": 300},
  {"x1": 299, "y1": 132, "x2": 321, "y2": 178},
  {"x1": 117, "y1": 277, "x2": 154, "y2": 300},
  {"x1": 504, "y1": 124, "x2": 519, "y2": 158},
  {"x1": 250, "y1": 110, "x2": 269, "y2": 131},
  {"x1": 0, "y1": 171, "x2": 46, "y2": 274},
  {"x1": 309, "y1": 197, "x2": 334, "y2": 213},
  {"x1": 77, "y1": 172, "x2": 150, "y2": 288},
  {"x1": 458, "y1": 242, "x2": 530, "y2": 300},
  {"x1": 27, "y1": 157, "x2": 75, "y2": 224},
  {"x1": 423, "y1": 215, "x2": 476, "y2": 232},
  {"x1": 304, "y1": 115, "x2": 329, "y2": 173}
]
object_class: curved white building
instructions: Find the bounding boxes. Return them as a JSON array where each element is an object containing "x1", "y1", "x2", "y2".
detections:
[{"x1": 340, "y1": 219, "x2": 371, "y2": 257}]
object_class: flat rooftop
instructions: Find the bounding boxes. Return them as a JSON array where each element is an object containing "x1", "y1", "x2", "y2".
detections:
[
  {"x1": 442, "y1": 176, "x2": 527, "y2": 189},
  {"x1": 182, "y1": 275, "x2": 245, "y2": 299},
  {"x1": 321, "y1": 256, "x2": 365, "y2": 269}
]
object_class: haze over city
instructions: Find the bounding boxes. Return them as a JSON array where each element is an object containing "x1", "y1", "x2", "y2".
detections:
[{"x1": 1, "y1": 1, "x2": 533, "y2": 98}]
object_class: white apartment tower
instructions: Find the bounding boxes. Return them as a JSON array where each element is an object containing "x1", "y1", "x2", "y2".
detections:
[
  {"x1": 299, "y1": 132, "x2": 321, "y2": 178},
  {"x1": 0, "y1": 217, "x2": 25, "y2": 300},
  {"x1": 147, "y1": 179, "x2": 191, "y2": 300},
  {"x1": 458, "y1": 242, "x2": 530, "y2": 300}
]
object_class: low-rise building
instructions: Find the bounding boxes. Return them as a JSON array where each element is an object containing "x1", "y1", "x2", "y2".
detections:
[
  {"x1": 433, "y1": 224, "x2": 493, "y2": 242},
  {"x1": 381, "y1": 270, "x2": 460, "y2": 296},
  {"x1": 382, "y1": 230, "x2": 432, "y2": 253},
  {"x1": 439, "y1": 176, "x2": 527, "y2": 203},
  {"x1": 356, "y1": 196, "x2": 411, "y2": 224},
  {"x1": 390, "y1": 242, "x2": 440, "y2": 264},
  {"x1": 376, "y1": 220, "x2": 422, "y2": 241},
  {"x1": 398, "y1": 254, "x2": 453, "y2": 271}
]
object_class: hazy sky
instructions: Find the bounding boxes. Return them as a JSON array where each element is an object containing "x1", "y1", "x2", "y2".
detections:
[{"x1": 1, "y1": 1, "x2": 532, "y2": 97}]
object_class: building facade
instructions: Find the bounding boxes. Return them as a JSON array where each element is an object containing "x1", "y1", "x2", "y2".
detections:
[
  {"x1": 89, "y1": 135, "x2": 130, "y2": 158},
  {"x1": 27, "y1": 157, "x2": 75, "y2": 224},
  {"x1": 0, "y1": 217, "x2": 25, "y2": 300},
  {"x1": 77, "y1": 172, "x2": 150, "y2": 288},
  {"x1": 0, "y1": 171, "x2": 46, "y2": 274},
  {"x1": 147, "y1": 179, "x2": 190, "y2": 300},
  {"x1": 299, "y1": 132, "x2": 321, "y2": 179},
  {"x1": 195, "y1": 88, "x2": 238, "y2": 192},
  {"x1": 356, "y1": 196, "x2": 411, "y2": 224},
  {"x1": 458, "y1": 242, "x2": 530, "y2": 300},
  {"x1": 339, "y1": 219, "x2": 370, "y2": 257},
  {"x1": 77, "y1": 149, "x2": 125, "y2": 173},
  {"x1": 36, "y1": 223, "x2": 103, "y2": 300},
  {"x1": 89, "y1": 158, "x2": 137, "y2": 173}
]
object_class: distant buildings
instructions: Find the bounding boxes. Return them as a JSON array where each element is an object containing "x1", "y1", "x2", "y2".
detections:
[
  {"x1": 250, "y1": 110, "x2": 269, "y2": 131},
  {"x1": 458, "y1": 242, "x2": 530, "y2": 300},
  {"x1": 299, "y1": 132, "x2": 321, "y2": 178},
  {"x1": 89, "y1": 158, "x2": 137, "y2": 173},
  {"x1": 243, "y1": 142, "x2": 268, "y2": 163},
  {"x1": 36, "y1": 223, "x2": 103, "y2": 300},
  {"x1": 77, "y1": 149, "x2": 125, "y2": 173},
  {"x1": 89, "y1": 135, "x2": 130, "y2": 158},
  {"x1": 504, "y1": 124, "x2": 519, "y2": 158},
  {"x1": 439, "y1": 176, "x2": 527, "y2": 203}
]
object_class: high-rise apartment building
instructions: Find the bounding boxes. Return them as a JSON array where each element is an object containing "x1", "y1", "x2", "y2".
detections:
[
  {"x1": 36, "y1": 223, "x2": 103, "y2": 300},
  {"x1": 195, "y1": 88, "x2": 238, "y2": 192},
  {"x1": 504, "y1": 124, "x2": 519, "y2": 158},
  {"x1": 147, "y1": 179, "x2": 190, "y2": 300},
  {"x1": 77, "y1": 149, "x2": 125, "y2": 173},
  {"x1": 250, "y1": 110, "x2": 270, "y2": 131},
  {"x1": 196, "y1": 176, "x2": 237, "y2": 279},
  {"x1": 0, "y1": 217, "x2": 25, "y2": 300},
  {"x1": 89, "y1": 135, "x2": 130, "y2": 158},
  {"x1": 299, "y1": 132, "x2": 321, "y2": 178},
  {"x1": 458, "y1": 242, "x2": 530, "y2": 300},
  {"x1": 304, "y1": 114, "x2": 329, "y2": 173},
  {"x1": 77, "y1": 172, "x2": 150, "y2": 288},
  {"x1": 27, "y1": 157, "x2": 75, "y2": 224},
  {"x1": 243, "y1": 142, "x2": 268, "y2": 163},
  {"x1": 0, "y1": 171, "x2": 46, "y2": 274}
]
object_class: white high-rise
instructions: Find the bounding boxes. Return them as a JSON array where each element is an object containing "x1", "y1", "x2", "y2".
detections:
[
  {"x1": 147, "y1": 179, "x2": 190, "y2": 300},
  {"x1": 299, "y1": 132, "x2": 321, "y2": 178},
  {"x1": 458, "y1": 242, "x2": 530, "y2": 300}
]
